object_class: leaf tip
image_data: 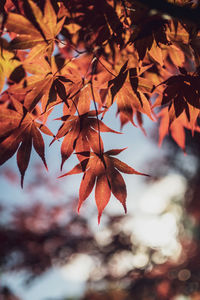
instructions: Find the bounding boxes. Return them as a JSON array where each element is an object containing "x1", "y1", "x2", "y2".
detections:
[
  {"x1": 58, "y1": 172, "x2": 67, "y2": 179},
  {"x1": 98, "y1": 213, "x2": 102, "y2": 225},
  {"x1": 44, "y1": 161, "x2": 48, "y2": 171},
  {"x1": 143, "y1": 173, "x2": 150, "y2": 177},
  {"x1": 77, "y1": 205, "x2": 81, "y2": 214},
  {"x1": 60, "y1": 159, "x2": 65, "y2": 171},
  {"x1": 20, "y1": 175, "x2": 24, "y2": 189},
  {"x1": 77, "y1": 198, "x2": 83, "y2": 214}
]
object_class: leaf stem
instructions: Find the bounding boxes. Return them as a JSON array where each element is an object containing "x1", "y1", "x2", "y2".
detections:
[
  {"x1": 89, "y1": 58, "x2": 103, "y2": 156},
  {"x1": 95, "y1": 57, "x2": 116, "y2": 77},
  {"x1": 55, "y1": 38, "x2": 87, "y2": 55}
]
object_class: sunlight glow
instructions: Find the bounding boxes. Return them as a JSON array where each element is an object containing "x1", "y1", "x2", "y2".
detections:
[
  {"x1": 60, "y1": 254, "x2": 93, "y2": 281},
  {"x1": 133, "y1": 174, "x2": 186, "y2": 253},
  {"x1": 108, "y1": 251, "x2": 135, "y2": 277},
  {"x1": 132, "y1": 213, "x2": 178, "y2": 247},
  {"x1": 139, "y1": 174, "x2": 186, "y2": 214},
  {"x1": 124, "y1": 174, "x2": 186, "y2": 260}
]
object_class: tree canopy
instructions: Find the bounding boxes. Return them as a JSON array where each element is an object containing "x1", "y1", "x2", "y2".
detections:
[{"x1": 1, "y1": 0, "x2": 200, "y2": 222}]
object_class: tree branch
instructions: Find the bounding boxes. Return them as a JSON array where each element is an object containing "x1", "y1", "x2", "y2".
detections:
[{"x1": 131, "y1": 0, "x2": 200, "y2": 28}]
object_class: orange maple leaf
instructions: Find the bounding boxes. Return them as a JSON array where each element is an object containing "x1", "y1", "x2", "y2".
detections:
[
  {"x1": 104, "y1": 61, "x2": 154, "y2": 126},
  {"x1": 6, "y1": 0, "x2": 65, "y2": 60}
]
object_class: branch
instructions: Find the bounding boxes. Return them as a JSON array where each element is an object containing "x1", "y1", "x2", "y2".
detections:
[{"x1": 131, "y1": 0, "x2": 200, "y2": 28}]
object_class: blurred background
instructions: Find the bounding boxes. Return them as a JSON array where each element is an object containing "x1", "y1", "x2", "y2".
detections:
[{"x1": 1, "y1": 106, "x2": 200, "y2": 300}]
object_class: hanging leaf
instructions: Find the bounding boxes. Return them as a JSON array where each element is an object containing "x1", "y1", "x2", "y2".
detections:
[{"x1": 60, "y1": 149, "x2": 148, "y2": 223}]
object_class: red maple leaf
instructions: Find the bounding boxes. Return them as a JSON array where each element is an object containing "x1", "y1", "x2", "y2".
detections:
[
  {"x1": 154, "y1": 68, "x2": 200, "y2": 126},
  {"x1": 52, "y1": 110, "x2": 120, "y2": 169},
  {"x1": 59, "y1": 148, "x2": 148, "y2": 223},
  {"x1": 158, "y1": 107, "x2": 200, "y2": 152},
  {"x1": 104, "y1": 61, "x2": 154, "y2": 127},
  {"x1": 0, "y1": 97, "x2": 53, "y2": 186}
]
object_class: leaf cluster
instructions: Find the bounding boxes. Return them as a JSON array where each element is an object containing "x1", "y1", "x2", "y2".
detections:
[{"x1": 1, "y1": 0, "x2": 200, "y2": 222}]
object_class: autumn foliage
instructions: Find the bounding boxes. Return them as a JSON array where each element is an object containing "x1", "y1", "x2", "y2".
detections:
[{"x1": 1, "y1": 0, "x2": 200, "y2": 222}]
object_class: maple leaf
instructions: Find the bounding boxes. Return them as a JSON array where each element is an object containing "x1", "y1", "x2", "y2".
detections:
[
  {"x1": 5, "y1": 0, "x2": 65, "y2": 60},
  {"x1": 128, "y1": 11, "x2": 169, "y2": 60},
  {"x1": 59, "y1": 148, "x2": 148, "y2": 223},
  {"x1": 52, "y1": 110, "x2": 121, "y2": 170},
  {"x1": 8, "y1": 59, "x2": 54, "y2": 113},
  {"x1": 158, "y1": 107, "x2": 200, "y2": 152},
  {"x1": 56, "y1": 63, "x2": 105, "y2": 116},
  {"x1": 0, "y1": 38, "x2": 21, "y2": 92},
  {"x1": 60, "y1": 0, "x2": 125, "y2": 55},
  {"x1": 8, "y1": 56, "x2": 75, "y2": 113},
  {"x1": 1, "y1": 0, "x2": 200, "y2": 225},
  {"x1": 14, "y1": 58, "x2": 101, "y2": 115},
  {"x1": 97, "y1": 0, "x2": 125, "y2": 48},
  {"x1": 105, "y1": 61, "x2": 154, "y2": 126},
  {"x1": 154, "y1": 69, "x2": 200, "y2": 126},
  {"x1": 0, "y1": 97, "x2": 53, "y2": 186}
]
